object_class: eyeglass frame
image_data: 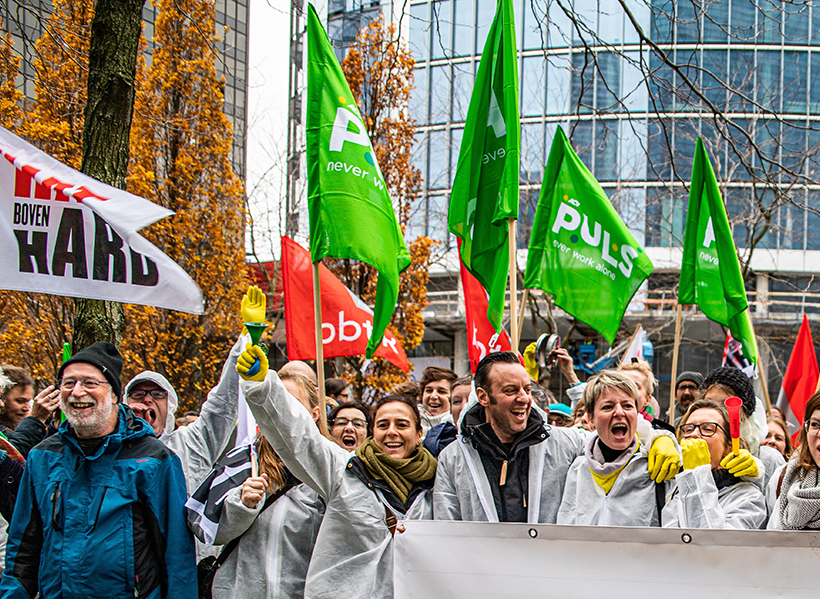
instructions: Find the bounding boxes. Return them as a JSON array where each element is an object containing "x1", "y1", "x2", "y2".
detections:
[
  {"x1": 804, "y1": 419, "x2": 820, "y2": 437},
  {"x1": 59, "y1": 378, "x2": 111, "y2": 392},
  {"x1": 127, "y1": 389, "x2": 169, "y2": 401},
  {"x1": 331, "y1": 417, "x2": 368, "y2": 430},
  {"x1": 679, "y1": 421, "x2": 728, "y2": 438}
]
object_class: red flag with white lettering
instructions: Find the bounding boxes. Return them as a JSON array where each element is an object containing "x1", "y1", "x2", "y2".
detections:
[
  {"x1": 460, "y1": 242, "x2": 512, "y2": 373},
  {"x1": 281, "y1": 236, "x2": 410, "y2": 371}
]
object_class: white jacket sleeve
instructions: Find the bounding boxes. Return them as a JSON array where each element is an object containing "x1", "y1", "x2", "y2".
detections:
[
  {"x1": 209, "y1": 486, "x2": 262, "y2": 546},
  {"x1": 240, "y1": 371, "x2": 350, "y2": 502},
  {"x1": 566, "y1": 383, "x2": 586, "y2": 410},
  {"x1": 664, "y1": 464, "x2": 767, "y2": 529},
  {"x1": 163, "y1": 336, "x2": 244, "y2": 493}
]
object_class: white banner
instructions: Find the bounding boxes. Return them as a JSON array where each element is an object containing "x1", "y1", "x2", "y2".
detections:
[
  {"x1": 0, "y1": 126, "x2": 203, "y2": 314},
  {"x1": 394, "y1": 521, "x2": 820, "y2": 598}
]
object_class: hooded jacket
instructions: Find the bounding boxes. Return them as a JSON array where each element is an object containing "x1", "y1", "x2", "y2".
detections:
[
  {"x1": 240, "y1": 372, "x2": 432, "y2": 599},
  {"x1": 434, "y1": 400, "x2": 587, "y2": 523},
  {"x1": 0, "y1": 405, "x2": 196, "y2": 599},
  {"x1": 663, "y1": 463, "x2": 767, "y2": 530},
  {"x1": 123, "y1": 336, "x2": 243, "y2": 498},
  {"x1": 556, "y1": 425, "x2": 669, "y2": 527}
]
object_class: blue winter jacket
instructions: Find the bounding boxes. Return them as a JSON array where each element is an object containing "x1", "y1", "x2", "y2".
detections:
[{"x1": 0, "y1": 405, "x2": 197, "y2": 599}]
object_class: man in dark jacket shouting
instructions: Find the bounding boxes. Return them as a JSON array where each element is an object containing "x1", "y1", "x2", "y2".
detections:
[{"x1": 0, "y1": 342, "x2": 196, "y2": 599}]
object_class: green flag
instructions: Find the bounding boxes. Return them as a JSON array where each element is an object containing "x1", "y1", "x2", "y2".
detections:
[
  {"x1": 523, "y1": 126, "x2": 654, "y2": 344},
  {"x1": 306, "y1": 4, "x2": 410, "y2": 358},
  {"x1": 448, "y1": 0, "x2": 519, "y2": 332},
  {"x1": 679, "y1": 137, "x2": 758, "y2": 364}
]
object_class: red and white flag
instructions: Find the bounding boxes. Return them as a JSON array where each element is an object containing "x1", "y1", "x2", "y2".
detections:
[
  {"x1": 460, "y1": 244, "x2": 511, "y2": 373},
  {"x1": 776, "y1": 314, "x2": 818, "y2": 438},
  {"x1": 619, "y1": 324, "x2": 645, "y2": 366},
  {"x1": 281, "y1": 236, "x2": 409, "y2": 371},
  {"x1": 722, "y1": 330, "x2": 757, "y2": 379},
  {"x1": 0, "y1": 126, "x2": 203, "y2": 313}
]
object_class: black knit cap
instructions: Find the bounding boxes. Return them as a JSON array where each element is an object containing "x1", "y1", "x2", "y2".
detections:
[
  {"x1": 701, "y1": 367, "x2": 755, "y2": 417},
  {"x1": 58, "y1": 341, "x2": 124, "y2": 400}
]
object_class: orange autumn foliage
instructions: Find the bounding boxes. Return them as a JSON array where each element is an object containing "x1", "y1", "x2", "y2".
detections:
[
  {"x1": 0, "y1": 1, "x2": 245, "y2": 413},
  {"x1": 123, "y1": 0, "x2": 246, "y2": 410}
]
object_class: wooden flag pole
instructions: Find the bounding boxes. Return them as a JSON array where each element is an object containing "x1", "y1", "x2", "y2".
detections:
[
  {"x1": 312, "y1": 261, "x2": 326, "y2": 413},
  {"x1": 745, "y1": 314, "x2": 772, "y2": 413},
  {"x1": 508, "y1": 218, "x2": 519, "y2": 351},
  {"x1": 516, "y1": 288, "x2": 529, "y2": 349},
  {"x1": 668, "y1": 304, "x2": 683, "y2": 423}
]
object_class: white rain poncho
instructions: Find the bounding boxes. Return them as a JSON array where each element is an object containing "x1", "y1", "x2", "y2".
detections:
[
  {"x1": 433, "y1": 416, "x2": 587, "y2": 523},
  {"x1": 198, "y1": 482, "x2": 325, "y2": 599},
  {"x1": 556, "y1": 422, "x2": 673, "y2": 527},
  {"x1": 663, "y1": 463, "x2": 767, "y2": 529},
  {"x1": 241, "y1": 372, "x2": 432, "y2": 599}
]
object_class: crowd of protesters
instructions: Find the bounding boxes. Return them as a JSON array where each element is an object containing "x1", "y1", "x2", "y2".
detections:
[{"x1": 0, "y1": 286, "x2": 819, "y2": 598}]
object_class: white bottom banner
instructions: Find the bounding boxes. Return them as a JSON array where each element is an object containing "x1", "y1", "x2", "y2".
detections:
[{"x1": 394, "y1": 521, "x2": 820, "y2": 598}]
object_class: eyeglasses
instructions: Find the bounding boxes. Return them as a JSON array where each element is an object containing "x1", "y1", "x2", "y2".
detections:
[
  {"x1": 60, "y1": 378, "x2": 110, "y2": 391},
  {"x1": 677, "y1": 384, "x2": 699, "y2": 392},
  {"x1": 680, "y1": 422, "x2": 726, "y2": 438},
  {"x1": 805, "y1": 419, "x2": 820, "y2": 437},
  {"x1": 331, "y1": 417, "x2": 367, "y2": 430},
  {"x1": 127, "y1": 389, "x2": 168, "y2": 401}
]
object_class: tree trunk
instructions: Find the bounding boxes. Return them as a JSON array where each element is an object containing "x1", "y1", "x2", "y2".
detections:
[{"x1": 73, "y1": 0, "x2": 145, "y2": 350}]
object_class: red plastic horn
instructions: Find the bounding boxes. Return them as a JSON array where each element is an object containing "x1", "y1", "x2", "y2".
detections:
[{"x1": 724, "y1": 396, "x2": 742, "y2": 455}]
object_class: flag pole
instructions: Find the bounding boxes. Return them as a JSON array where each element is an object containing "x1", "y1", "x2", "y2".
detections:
[
  {"x1": 312, "y1": 261, "x2": 326, "y2": 413},
  {"x1": 508, "y1": 218, "x2": 519, "y2": 351},
  {"x1": 668, "y1": 303, "x2": 683, "y2": 423},
  {"x1": 516, "y1": 288, "x2": 529, "y2": 348},
  {"x1": 745, "y1": 314, "x2": 772, "y2": 413}
]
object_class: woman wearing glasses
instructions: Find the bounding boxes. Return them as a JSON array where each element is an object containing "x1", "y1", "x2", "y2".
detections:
[
  {"x1": 662, "y1": 399, "x2": 767, "y2": 529},
  {"x1": 328, "y1": 401, "x2": 372, "y2": 451},
  {"x1": 767, "y1": 392, "x2": 820, "y2": 530}
]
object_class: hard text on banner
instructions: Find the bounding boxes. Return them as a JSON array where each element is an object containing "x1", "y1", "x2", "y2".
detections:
[
  {"x1": 394, "y1": 521, "x2": 820, "y2": 599},
  {"x1": 305, "y1": 4, "x2": 410, "y2": 358},
  {"x1": 459, "y1": 242, "x2": 512, "y2": 373},
  {"x1": 776, "y1": 314, "x2": 818, "y2": 437},
  {"x1": 447, "y1": 0, "x2": 519, "y2": 332},
  {"x1": 281, "y1": 236, "x2": 410, "y2": 371},
  {"x1": 679, "y1": 137, "x2": 757, "y2": 365},
  {"x1": 523, "y1": 126, "x2": 653, "y2": 344},
  {"x1": 0, "y1": 126, "x2": 203, "y2": 314}
]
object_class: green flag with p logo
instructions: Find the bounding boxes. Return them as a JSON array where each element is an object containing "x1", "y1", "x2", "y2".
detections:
[
  {"x1": 679, "y1": 138, "x2": 757, "y2": 364},
  {"x1": 523, "y1": 126, "x2": 654, "y2": 344},
  {"x1": 305, "y1": 4, "x2": 410, "y2": 358}
]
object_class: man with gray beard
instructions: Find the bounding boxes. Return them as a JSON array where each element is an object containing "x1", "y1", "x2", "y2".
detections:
[{"x1": 0, "y1": 342, "x2": 196, "y2": 599}]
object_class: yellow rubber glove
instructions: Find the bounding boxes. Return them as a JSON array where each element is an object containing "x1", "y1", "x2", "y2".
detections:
[
  {"x1": 236, "y1": 344, "x2": 269, "y2": 382},
  {"x1": 720, "y1": 449, "x2": 759, "y2": 478},
  {"x1": 241, "y1": 285, "x2": 267, "y2": 335},
  {"x1": 680, "y1": 438, "x2": 711, "y2": 471},
  {"x1": 523, "y1": 342, "x2": 538, "y2": 380},
  {"x1": 647, "y1": 435, "x2": 682, "y2": 482}
]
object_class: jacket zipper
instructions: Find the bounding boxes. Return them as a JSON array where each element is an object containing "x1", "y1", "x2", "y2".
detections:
[
  {"x1": 90, "y1": 487, "x2": 108, "y2": 531},
  {"x1": 499, "y1": 460, "x2": 508, "y2": 486},
  {"x1": 50, "y1": 482, "x2": 61, "y2": 531}
]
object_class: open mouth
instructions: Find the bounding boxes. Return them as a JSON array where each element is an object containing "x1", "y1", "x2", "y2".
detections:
[
  {"x1": 611, "y1": 423, "x2": 629, "y2": 441},
  {"x1": 69, "y1": 401, "x2": 95, "y2": 411},
  {"x1": 342, "y1": 434, "x2": 357, "y2": 449},
  {"x1": 385, "y1": 442, "x2": 403, "y2": 450},
  {"x1": 510, "y1": 407, "x2": 527, "y2": 421}
]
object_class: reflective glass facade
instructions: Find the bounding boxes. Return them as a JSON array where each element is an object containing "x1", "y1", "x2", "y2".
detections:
[{"x1": 407, "y1": 0, "x2": 820, "y2": 253}]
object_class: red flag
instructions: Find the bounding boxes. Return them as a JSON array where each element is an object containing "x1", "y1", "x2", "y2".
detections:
[
  {"x1": 780, "y1": 314, "x2": 818, "y2": 432},
  {"x1": 459, "y1": 243, "x2": 512, "y2": 373},
  {"x1": 281, "y1": 236, "x2": 410, "y2": 371}
]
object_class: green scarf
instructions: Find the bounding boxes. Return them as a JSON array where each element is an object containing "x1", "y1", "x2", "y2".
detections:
[{"x1": 355, "y1": 438, "x2": 437, "y2": 504}]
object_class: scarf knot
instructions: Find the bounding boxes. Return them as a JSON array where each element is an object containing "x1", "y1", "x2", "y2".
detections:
[{"x1": 355, "y1": 438, "x2": 437, "y2": 504}]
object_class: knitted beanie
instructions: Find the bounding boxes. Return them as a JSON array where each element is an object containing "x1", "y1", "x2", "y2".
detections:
[
  {"x1": 676, "y1": 371, "x2": 704, "y2": 389},
  {"x1": 702, "y1": 367, "x2": 755, "y2": 417},
  {"x1": 58, "y1": 341, "x2": 124, "y2": 400}
]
